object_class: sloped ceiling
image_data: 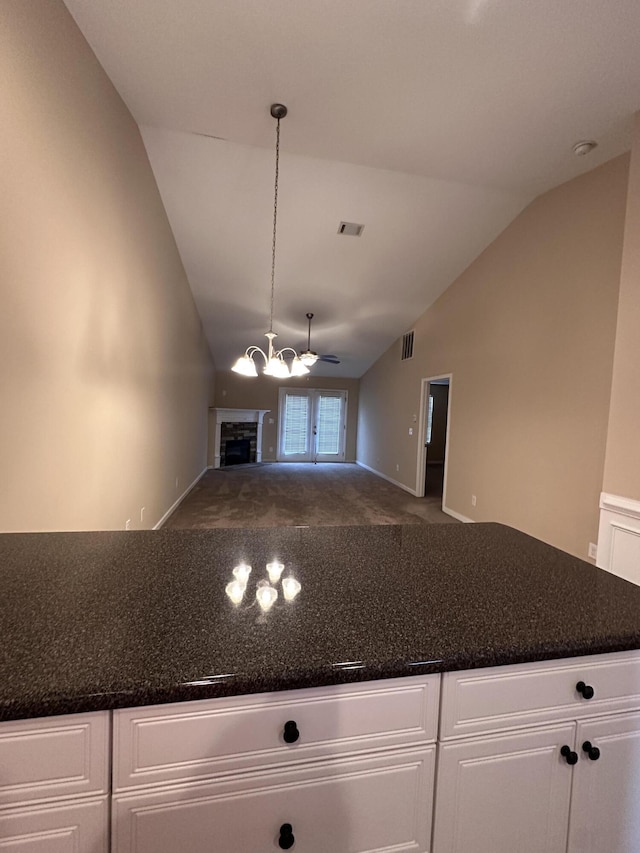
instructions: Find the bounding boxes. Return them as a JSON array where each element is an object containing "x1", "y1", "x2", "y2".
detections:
[{"x1": 64, "y1": 0, "x2": 640, "y2": 377}]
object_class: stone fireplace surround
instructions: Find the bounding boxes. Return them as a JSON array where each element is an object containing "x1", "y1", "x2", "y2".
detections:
[{"x1": 210, "y1": 408, "x2": 270, "y2": 470}]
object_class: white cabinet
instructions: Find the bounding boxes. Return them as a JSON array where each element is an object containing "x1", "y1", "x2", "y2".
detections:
[
  {"x1": 439, "y1": 649, "x2": 640, "y2": 739},
  {"x1": 435, "y1": 651, "x2": 640, "y2": 853},
  {"x1": 0, "y1": 712, "x2": 110, "y2": 852},
  {"x1": 113, "y1": 747, "x2": 435, "y2": 853},
  {"x1": 111, "y1": 675, "x2": 441, "y2": 853},
  {"x1": 113, "y1": 675, "x2": 439, "y2": 790},
  {"x1": 433, "y1": 724, "x2": 575, "y2": 853},
  {"x1": 568, "y1": 711, "x2": 640, "y2": 853},
  {"x1": 2, "y1": 650, "x2": 640, "y2": 853},
  {"x1": 0, "y1": 797, "x2": 108, "y2": 852}
]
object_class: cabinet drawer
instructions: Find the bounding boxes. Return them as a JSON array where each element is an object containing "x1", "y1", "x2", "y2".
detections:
[
  {"x1": 440, "y1": 650, "x2": 640, "y2": 739},
  {"x1": 0, "y1": 712, "x2": 109, "y2": 808},
  {"x1": 114, "y1": 675, "x2": 439, "y2": 790},
  {"x1": 0, "y1": 795, "x2": 108, "y2": 852},
  {"x1": 112, "y1": 746, "x2": 435, "y2": 853}
]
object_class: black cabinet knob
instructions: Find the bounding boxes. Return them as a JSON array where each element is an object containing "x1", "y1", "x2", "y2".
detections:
[
  {"x1": 561, "y1": 745, "x2": 578, "y2": 765},
  {"x1": 283, "y1": 720, "x2": 300, "y2": 744},
  {"x1": 576, "y1": 681, "x2": 595, "y2": 699},
  {"x1": 278, "y1": 823, "x2": 295, "y2": 849},
  {"x1": 582, "y1": 740, "x2": 601, "y2": 761}
]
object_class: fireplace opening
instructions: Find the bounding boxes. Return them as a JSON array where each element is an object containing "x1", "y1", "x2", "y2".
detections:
[{"x1": 224, "y1": 438, "x2": 252, "y2": 466}]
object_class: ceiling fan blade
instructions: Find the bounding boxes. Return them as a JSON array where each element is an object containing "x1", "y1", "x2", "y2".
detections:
[{"x1": 319, "y1": 355, "x2": 340, "y2": 364}]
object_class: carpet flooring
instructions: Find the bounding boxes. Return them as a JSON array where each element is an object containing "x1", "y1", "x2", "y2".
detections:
[{"x1": 165, "y1": 463, "x2": 459, "y2": 528}]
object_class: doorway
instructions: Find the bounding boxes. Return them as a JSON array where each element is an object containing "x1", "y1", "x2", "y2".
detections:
[
  {"x1": 277, "y1": 389, "x2": 347, "y2": 462},
  {"x1": 416, "y1": 375, "x2": 451, "y2": 505}
]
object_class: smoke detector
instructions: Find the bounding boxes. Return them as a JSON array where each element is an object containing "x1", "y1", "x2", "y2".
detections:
[{"x1": 572, "y1": 140, "x2": 598, "y2": 157}]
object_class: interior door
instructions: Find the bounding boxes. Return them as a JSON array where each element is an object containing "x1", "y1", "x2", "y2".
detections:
[{"x1": 278, "y1": 390, "x2": 347, "y2": 462}]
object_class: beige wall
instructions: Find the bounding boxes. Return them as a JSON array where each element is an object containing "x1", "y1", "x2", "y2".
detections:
[
  {"x1": 358, "y1": 155, "x2": 629, "y2": 559},
  {"x1": 603, "y1": 114, "x2": 640, "y2": 502},
  {"x1": 0, "y1": 1, "x2": 214, "y2": 531},
  {"x1": 213, "y1": 372, "x2": 360, "y2": 463}
]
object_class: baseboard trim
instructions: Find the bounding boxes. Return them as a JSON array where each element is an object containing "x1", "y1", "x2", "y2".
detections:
[
  {"x1": 442, "y1": 505, "x2": 474, "y2": 523},
  {"x1": 154, "y1": 467, "x2": 208, "y2": 530},
  {"x1": 356, "y1": 460, "x2": 419, "y2": 496}
]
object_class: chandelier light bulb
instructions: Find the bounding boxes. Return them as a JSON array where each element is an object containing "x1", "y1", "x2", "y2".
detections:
[
  {"x1": 256, "y1": 584, "x2": 278, "y2": 611},
  {"x1": 225, "y1": 580, "x2": 246, "y2": 605},
  {"x1": 282, "y1": 577, "x2": 301, "y2": 601},
  {"x1": 231, "y1": 355, "x2": 258, "y2": 377},
  {"x1": 232, "y1": 563, "x2": 252, "y2": 584},
  {"x1": 266, "y1": 561, "x2": 285, "y2": 583},
  {"x1": 265, "y1": 357, "x2": 290, "y2": 378},
  {"x1": 291, "y1": 357, "x2": 310, "y2": 376}
]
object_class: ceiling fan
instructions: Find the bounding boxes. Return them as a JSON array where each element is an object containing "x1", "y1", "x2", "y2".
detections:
[{"x1": 300, "y1": 313, "x2": 340, "y2": 366}]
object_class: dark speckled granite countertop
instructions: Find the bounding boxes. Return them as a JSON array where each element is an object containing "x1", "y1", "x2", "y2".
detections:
[{"x1": 1, "y1": 523, "x2": 640, "y2": 721}]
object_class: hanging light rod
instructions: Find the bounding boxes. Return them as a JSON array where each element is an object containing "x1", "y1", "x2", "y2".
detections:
[{"x1": 232, "y1": 104, "x2": 309, "y2": 379}]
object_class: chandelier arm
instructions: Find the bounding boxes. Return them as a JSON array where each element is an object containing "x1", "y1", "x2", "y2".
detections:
[
  {"x1": 246, "y1": 345, "x2": 269, "y2": 366},
  {"x1": 275, "y1": 346, "x2": 300, "y2": 359}
]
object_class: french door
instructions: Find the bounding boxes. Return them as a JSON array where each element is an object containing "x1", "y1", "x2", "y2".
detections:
[{"x1": 277, "y1": 389, "x2": 347, "y2": 462}]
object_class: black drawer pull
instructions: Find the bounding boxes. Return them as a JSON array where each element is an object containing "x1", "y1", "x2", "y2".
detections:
[
  {"x1": 561, "y1": 745, "x2": 578, "y2": 765},
  {"x1": 576, "y1": 681, "x2": 595, "y2": 700},
  {"x1": 283, "y1": 720, "x2": 300, "y2": 743},
  {"x1": 279, "y1": 822, "x2": 295, "y2": 849},
  {"x1": 582, "y1": 740, "x2": 601, "y2": 760}
]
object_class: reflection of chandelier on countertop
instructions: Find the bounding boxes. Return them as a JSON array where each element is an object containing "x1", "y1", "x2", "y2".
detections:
[
  {"x1": 225, "y1": 561, "x2": 301, "y2": 610},
  {"x1": 232, "y1": 104, "x2": 310, "y2": 379}
]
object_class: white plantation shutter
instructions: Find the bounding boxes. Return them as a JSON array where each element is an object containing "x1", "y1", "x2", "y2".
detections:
[
  {"x1": 316, "y1": 395, "x2": 342, "y2": 455},
  {"x1": 283, "y1": 394, "x2": 309, "y2": 455}
]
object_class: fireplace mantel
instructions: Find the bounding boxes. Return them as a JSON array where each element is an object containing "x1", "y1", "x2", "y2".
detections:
[{"x1": 209, "y1": 408, "x2": 270, "y2": 469}]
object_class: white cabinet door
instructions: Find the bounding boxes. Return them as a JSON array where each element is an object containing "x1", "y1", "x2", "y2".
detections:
[
  {"x1": 433, "y1": 724, "x2": 575, "y2": 853},
  {"x1": 0, "y1": 796, "x2": 108, "y2": 852},
  {"x1": 0, "y1": 712, "x2": 110, "y2": 808},
  {"x1": 568, "y1": 711, "x2": 640, "y2": 853},
  {"x1": 113, "y1": 747, "x2": 435, "y2": 853}
]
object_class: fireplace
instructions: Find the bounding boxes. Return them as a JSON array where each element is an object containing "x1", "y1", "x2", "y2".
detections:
[
  {"x1": 224, "y1": 438, "x2": 252, "y2": 466},
  {"x1": 210, "y1": 408, "x2": 270, "y2": 469}
]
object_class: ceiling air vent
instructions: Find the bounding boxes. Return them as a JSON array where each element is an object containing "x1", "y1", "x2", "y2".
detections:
[
  {"x1": 401, "y1": 331, "x2": 414, "y2": 361},
  {"x1": 338, "y1": 221, "x2": 365, "y2": 237}
]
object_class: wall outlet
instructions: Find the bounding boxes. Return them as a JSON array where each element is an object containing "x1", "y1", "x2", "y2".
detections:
[
  {"x1": 140, "y1": 507, "x2": 145, "y2": 523},
  {"x1": 408, "y1": 427, "x2": 413, "y2": 436},
  {"x1": 268, "y1": 418, "x2": 274, "y2": 425},
  {"x1": 269, "y1": 446, "x2": 273, "y2": 452},
  {"x1": 396, "y1": 464, "x2": 400, "y2": 472},
  {"x1": 471, "y1": 495, "x2": 477, "y2": 507},
  {"x1": 588, "y1": 542, "x2": 598, "y2": 560},
  {"x1": 125, "y1": 519, "x2": 131, "y2": 531}
]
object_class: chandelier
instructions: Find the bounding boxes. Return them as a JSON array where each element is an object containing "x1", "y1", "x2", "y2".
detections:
[{"x1": 231, "y1": 104, "x2": 310, "y2": 379}]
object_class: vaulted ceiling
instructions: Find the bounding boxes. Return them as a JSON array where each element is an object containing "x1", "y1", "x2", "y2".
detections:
[{"x1": 64, "y1": 0, "x2": 640, "y2": 377}]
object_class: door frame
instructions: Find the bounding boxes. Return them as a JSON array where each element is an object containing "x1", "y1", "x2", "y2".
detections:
[
  {"x1": 277, "y1": 387, "x2": 348, "y2": 463},
  {"x1": 416, "y1": 374, "x2": 452, "y2": 504}
]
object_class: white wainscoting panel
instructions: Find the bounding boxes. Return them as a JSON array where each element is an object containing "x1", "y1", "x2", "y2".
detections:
[{"x1": 597, "y1": 493, "x2": 640, "y2": 586}]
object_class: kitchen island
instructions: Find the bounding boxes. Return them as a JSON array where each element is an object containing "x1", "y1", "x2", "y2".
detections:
[
  {"x1": 1, "y1": 523, "x2": 640, "y2": 851},
  {"x1": 2, "y1": 522, "x2": 640, "y2": 721}
]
